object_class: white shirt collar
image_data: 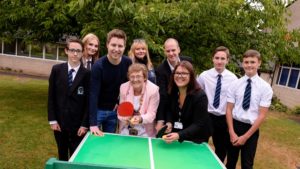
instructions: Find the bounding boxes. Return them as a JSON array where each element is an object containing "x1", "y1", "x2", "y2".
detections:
[
  {"x1": 68, "y1": 63, "x2": 80, "y2": 73},
  {"x1": 167, "y1": 57, "x2": 181, "y2": 72}
]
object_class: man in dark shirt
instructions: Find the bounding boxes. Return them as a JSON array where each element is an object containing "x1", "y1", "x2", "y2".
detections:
[
  {"x1": 89, "y1": 29, "x2": 132, "y2": 136},
  {"x1": 155, "y1": 38, "x2": 192, "y2": 132}
]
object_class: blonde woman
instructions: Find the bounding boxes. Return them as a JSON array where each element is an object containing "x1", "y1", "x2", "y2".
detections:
[
  {"x1": 81, "y1": 33, "x2": 100, "y2": 70},
  {"x1": 128, "y1": 39, "x2": 156, "y2": 83}
]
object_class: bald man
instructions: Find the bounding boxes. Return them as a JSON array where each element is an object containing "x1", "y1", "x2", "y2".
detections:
[{"x1": 155, "y1": 38, "x2": 192, "y2": 132}]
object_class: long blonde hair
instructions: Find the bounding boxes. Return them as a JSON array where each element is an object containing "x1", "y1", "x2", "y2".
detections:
[
  {"x1": 128, "y1": 39, "x2": 153, "y2": 70},
  {"x1": 82, "y1": 33, "x2": 100, "y2": 60}
]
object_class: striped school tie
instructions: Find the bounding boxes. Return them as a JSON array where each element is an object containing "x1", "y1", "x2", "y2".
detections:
[
  {"x1": 68, "y1": 69, "x2": 74, "y2": 87},
  {"x1": 242, "y1": 79, "x2": 252, "y2": 110},
  {"x1": 213, "y1": 74, "x2": 222, "y2": 108}
]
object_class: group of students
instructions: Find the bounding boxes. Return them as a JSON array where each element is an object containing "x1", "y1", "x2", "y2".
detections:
[{"x1": 47, "y1": 28, "x2": 273, "y2": 169}]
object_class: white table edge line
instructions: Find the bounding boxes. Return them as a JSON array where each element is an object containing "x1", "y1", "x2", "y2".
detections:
[
  {"x1": 148, "y1": 138, "x2": 155, "y2": 169},
  {"x1": 205, "y1": 143, "x2": 226, "y2": 169},
  {"x1": 69, "y1": 132, "x2": 90, "y2": 162}
]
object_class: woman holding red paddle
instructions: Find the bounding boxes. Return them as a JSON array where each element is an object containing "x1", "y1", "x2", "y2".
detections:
[{"x1": 118, "y1": 63, "x2": 160, "y2": 137}]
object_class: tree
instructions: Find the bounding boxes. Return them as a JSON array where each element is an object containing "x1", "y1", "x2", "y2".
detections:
[{"x1": 1, "y1": 0, "x2": 299, "y2": 71}]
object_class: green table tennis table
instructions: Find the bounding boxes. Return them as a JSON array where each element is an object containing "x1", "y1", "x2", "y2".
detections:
[{"x1": 45, "y1": 132, "x2": 226, "y2": 169}]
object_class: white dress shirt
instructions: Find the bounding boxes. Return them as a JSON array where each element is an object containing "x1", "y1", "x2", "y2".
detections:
[
  {"x1": 68, "y1": 63, "x2": 80, "y2": 81},
  {"x1": 197, "y1": 68, "x2": 237, "y2": 116},
  {"x1": 227, "y1": 74, "x2": 273, "y2": 124}
]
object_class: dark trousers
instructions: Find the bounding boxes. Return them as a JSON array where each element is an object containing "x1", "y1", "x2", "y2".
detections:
[
  {"x1": 226, "y1": 120, "x2": 259, "y2": 169},
  {"x1": 210, "y1": 114, "x2": 230, "y2": 162},
  {"x1": 54, "y1": 130, "x2": 85, "y2": 161}
]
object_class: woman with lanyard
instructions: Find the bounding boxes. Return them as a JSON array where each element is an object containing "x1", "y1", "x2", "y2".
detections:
[
  {"x1": 118, "y1": 63, "x2": 160, "y2": 137},
  {"x1": 128, "y1": 39, "x2": 156, "y2": 84},
  {"x1": 81, "y1": 33, "x2": 100, "y2": 70},
  {"x1": 163, "y1": 61, "x2": 212, "y2": 144}
]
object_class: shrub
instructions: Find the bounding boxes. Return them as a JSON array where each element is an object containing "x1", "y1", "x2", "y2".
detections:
[
  {"x1": 270, "y1": 95, "x2": 288, "y2": 113},
  {"x1": 289, "y1": 106, "x2": 300, "y2": 115}
]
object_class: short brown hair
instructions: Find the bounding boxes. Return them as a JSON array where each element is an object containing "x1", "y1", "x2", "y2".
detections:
[
  {"x1": 66, "y1": 37, "x2": 83, "y2": 49},
  {"x1": 212, "y1": 46, "x2": 230, "y2": 59},
  {"x1": 243, "y1": 49, "x2": 261, "y2": 61},
  {"x1": 127, "y1": 63, "x2": 148, "y2": 80},
  {"x1": 106, "y1": 29, "x2": 127, "y2": 46}
]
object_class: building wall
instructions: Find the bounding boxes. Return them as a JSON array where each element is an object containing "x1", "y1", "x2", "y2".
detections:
[
  {"x1": 0, "y1": 54, "x2": 63, "y2": 77},
  {"x1": 260, "y1": 72, "x2": 272, "y2": 84},
  {"x1": 268, "y1": 1, "x2": 300, "y2": 109},
  {"x1": 287, "y1": 0, "x2": 300, "y2": 31},
  {"x1": 272, "y1": 65, "x2": 300, "y2": 108}
]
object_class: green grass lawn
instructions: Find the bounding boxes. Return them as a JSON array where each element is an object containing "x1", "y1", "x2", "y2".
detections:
[
  {"x1": 0, "y1": 74, "x2": 299, "y2": 169},
  {"x1": 0, "y1": 75, "x2": 56, "y2": 169}
]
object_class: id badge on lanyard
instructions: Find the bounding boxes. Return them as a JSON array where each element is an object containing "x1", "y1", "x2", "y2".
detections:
[{"x1": 174, "y1": 111, "x2": 183, "y2": 129}]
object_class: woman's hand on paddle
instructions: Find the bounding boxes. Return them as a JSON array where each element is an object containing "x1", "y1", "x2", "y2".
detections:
[
  {"x1": 130, "y1": 116, "x2": 142, "y2": 125},
  {"x1": 162, "y1": 133, "x2": 179, "y2": 144}
]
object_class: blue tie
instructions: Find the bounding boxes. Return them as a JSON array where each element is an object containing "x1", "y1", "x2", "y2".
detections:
[
  {"x1": 87, "y1": 61, "x2": 92, "y2": 70},
  {"x1": 242, "y1": 79, "x2": 252, "y2": 110},
  {"x1": 213, "y1": 74, "x2": 222, "y2": 108},
  {"x1": 68, "y1": 69, "x2": 74, "y2": 87}
]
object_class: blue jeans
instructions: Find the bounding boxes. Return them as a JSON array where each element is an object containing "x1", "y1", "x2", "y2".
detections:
[{"x1": 96, "y1": 110, "x2": 117, "y2": 133}]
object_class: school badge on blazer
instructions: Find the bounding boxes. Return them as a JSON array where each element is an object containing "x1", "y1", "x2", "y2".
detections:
[{"x1": 77, "y1": 86, "x2": 84, "y2": 95}]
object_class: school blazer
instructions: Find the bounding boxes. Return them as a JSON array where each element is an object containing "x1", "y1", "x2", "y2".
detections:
[
  {"x1": 155, "y1": 56, "x2": 193, "y2": 121},
  {"x1": 118, "y1": 80, "x2": 160, "y2": 137},
  {"x1": 48, "y1": 63, "x2": 90, "y2": 131}
]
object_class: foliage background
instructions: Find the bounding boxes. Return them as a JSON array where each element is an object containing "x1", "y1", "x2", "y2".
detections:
[{"x1": 1, "y1": 0, "x2": 300, "y2": 72}]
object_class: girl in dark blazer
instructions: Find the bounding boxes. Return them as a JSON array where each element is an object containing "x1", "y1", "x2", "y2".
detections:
[
  {"x1": 81, "y1": 33, "x2": 100, "y2": 70},
  {"x1": 163, "y1": 61, "x2": 212, "y2": 144}
]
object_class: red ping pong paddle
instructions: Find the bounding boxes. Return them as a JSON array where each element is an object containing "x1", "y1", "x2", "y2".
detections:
[{"x1": 117, "y1": 102, "x2": 134, "y2": 117}]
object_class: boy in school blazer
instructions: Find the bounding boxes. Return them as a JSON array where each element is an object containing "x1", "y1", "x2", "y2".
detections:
[
  {"x1": 48, "y1": 38, "x2": 90, "y2": 161},
  {"x1": 226, "y1": 49, "x2": 273, "y2": 169}
]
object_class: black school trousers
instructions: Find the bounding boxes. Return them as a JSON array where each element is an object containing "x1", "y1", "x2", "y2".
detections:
[
  {"x1": 226, "y1": 119, "x2": 259, "y2": 169},
  {"x1": 209, "y1": 113, "x2": 230, "y2": 162},
  {"x1": 54, "y1": 130, "x2": 84, "y2": 161}
]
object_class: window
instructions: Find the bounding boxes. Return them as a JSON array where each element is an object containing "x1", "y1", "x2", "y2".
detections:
[
  {"x1": 31, "y1": 41, "x2": 43, "y2": 58},
  {"x1": 277, "y1": 66, "x2": 300, "y2": 90},
  {"x1": 45, "y1": 43, "x2": 57, "y2": 60},
  {"x1": 1, "y1": 38, "x2": 70, "y2": 61},
  {"x1": 0, "y1": 40, "x2": 2, "y2": 53},
  {"x1": 57, "y1": 44, "x2": 67, "y2": 61},
  {"x1": 17, "y1": 40, "x2": 30, "y2": 57},
  {"x1": 288, "y1": 69, "x2": 299, "y2": 88},
  {"x1": 278, "y1": 67, "x2": 289, "y2": 85},
  {"x1": 4, "y1": 40, "x2": 16, "y2": 55}
]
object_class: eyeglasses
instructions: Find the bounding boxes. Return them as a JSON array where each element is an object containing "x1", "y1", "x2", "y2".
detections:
[
  {"x1": 174, "y1": 72, "x2": 190, "y2": 78},
  {"x1": 68, "y1": 48, "x2": 82, "y2": 54},
  {"x1": 129, "y1": 75, "x2": 144, "y2": 80}
]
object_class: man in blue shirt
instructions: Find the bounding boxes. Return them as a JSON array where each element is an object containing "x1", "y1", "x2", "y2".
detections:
[{"x1": 89, "y1": 29, "x2": 132, "y2": 136}]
